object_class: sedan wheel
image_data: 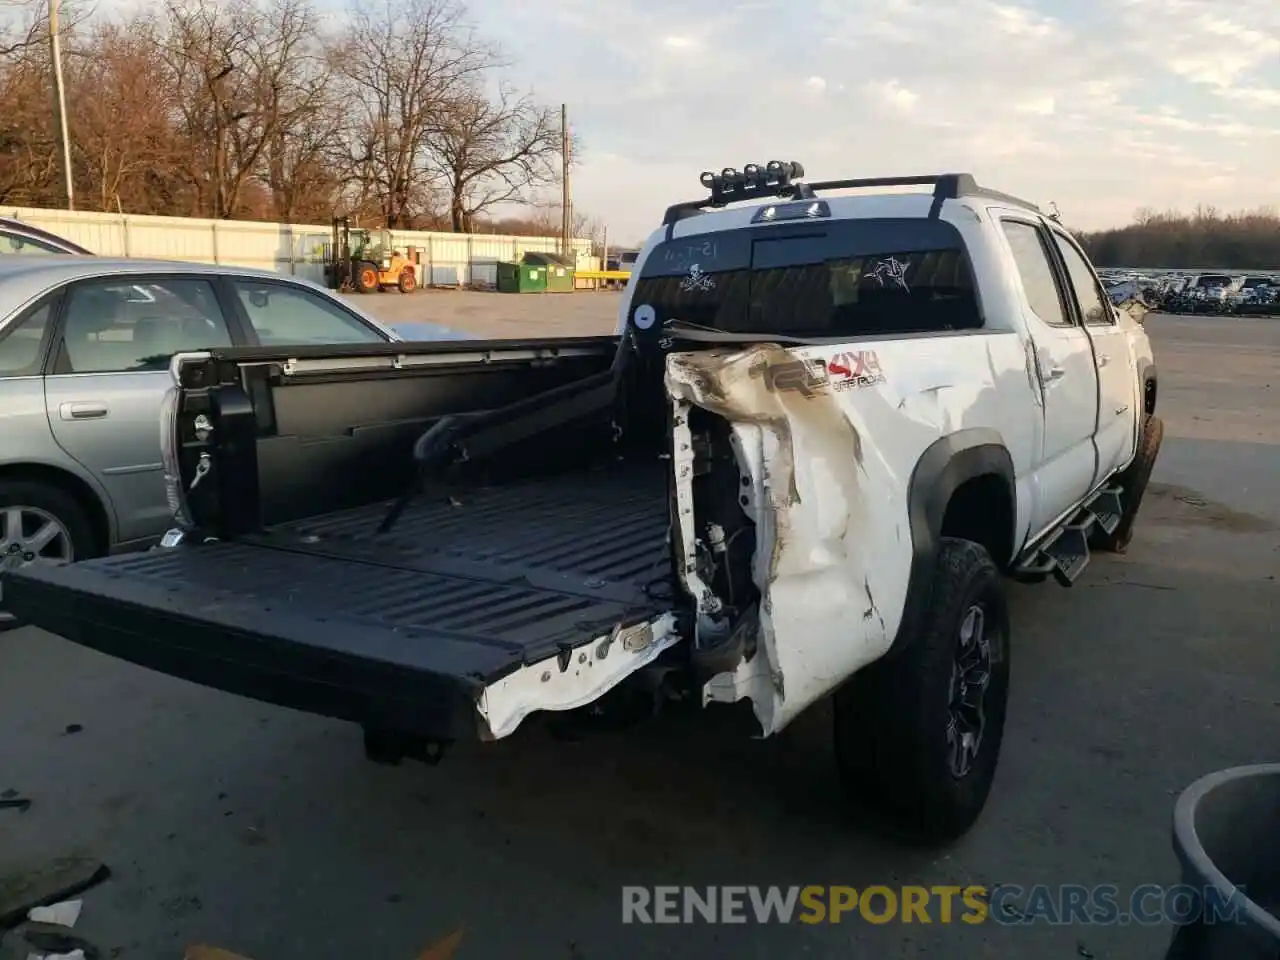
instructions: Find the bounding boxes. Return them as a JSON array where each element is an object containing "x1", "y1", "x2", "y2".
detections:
[{"x1": 0, "y1": 505, "x2": 76, "y2": 626}]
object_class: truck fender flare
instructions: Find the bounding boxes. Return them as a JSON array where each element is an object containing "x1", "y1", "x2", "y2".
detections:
[{"x1": 888, "y1": 429, "x2": 1015, "y2": 657}]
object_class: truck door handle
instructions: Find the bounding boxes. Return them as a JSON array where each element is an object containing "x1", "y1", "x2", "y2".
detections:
[
  {"x1": 1045, "y1": 366, "x2": 1065, "y2": 381},
  {"x1": 1098, "y1": 354, "x2": 1110, "y2": 367},
  {"x1": 59, "y1": 401, "x2": 109, "y2": 421},
  {"x1": 1115, "y1": 404, "x2": 1129, "y2": 416}
]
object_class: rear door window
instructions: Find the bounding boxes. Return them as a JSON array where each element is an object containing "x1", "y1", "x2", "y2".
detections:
[{"x1": 628, "y1": 218, "x2": 981, "y2": 337}]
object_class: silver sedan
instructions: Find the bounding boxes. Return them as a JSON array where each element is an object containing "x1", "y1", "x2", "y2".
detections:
[{"x1": 0, "y1": 257, "x2": 463, "y2": 624}]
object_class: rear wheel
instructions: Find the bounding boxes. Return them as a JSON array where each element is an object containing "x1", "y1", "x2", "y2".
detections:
[
  {"x1": 834, "y1": 538, "x2": 1011, "y2": 845},
  {"x1": 0, "y1": 482, "x2": 97, "y2": 631},
  {"x1": 354, "y1": 262, "x2": 379, "y2": 294},
  {"x1": 398, "y1": 268, "x2": 416, "y2": 293},
  {"x1": 1092, "y1": 413, "x2": 1163, "y2": 553}
]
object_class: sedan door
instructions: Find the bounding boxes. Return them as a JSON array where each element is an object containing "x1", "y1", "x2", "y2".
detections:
[{"x1": 43, "y1": 276, "x2": 238, "y2": 545}]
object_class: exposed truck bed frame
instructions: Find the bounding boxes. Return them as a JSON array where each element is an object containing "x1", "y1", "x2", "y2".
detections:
[{"x1": 9, "y1": 462, "x2": 672, "y2": 740}]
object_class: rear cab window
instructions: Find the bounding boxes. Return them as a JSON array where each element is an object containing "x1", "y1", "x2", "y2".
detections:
[{"x1": 627, "y1": 218, "x2": 982, "y2": 337}]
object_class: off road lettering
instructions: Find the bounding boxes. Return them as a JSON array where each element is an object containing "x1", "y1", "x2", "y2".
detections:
[{"x1": 827, "y1": 350, "x2": 886, "y2": 390}]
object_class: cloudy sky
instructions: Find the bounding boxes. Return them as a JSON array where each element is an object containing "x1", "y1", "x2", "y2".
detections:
[{"x1": 469, "y1": 0, "x2": 1279, "y2": 244}]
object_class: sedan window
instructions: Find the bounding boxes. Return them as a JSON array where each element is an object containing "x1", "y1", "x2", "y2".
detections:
[
  {"x1": 0, "y1": 302, "x2": 54, "y2": 375},
  {"x1": 58, "y1": 278, "x2": 233, "y2": 373},
  {"x1": 232, "y1": 280, "x2": 386, "y2": 345},
  {"x1": 0, "y1": 231, "x2": 70, "y2": 256}
]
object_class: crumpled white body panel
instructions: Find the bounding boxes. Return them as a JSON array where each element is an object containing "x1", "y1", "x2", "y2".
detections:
[{"x1": 666, "y1": 334, "x2": 1034, "y2": 735}]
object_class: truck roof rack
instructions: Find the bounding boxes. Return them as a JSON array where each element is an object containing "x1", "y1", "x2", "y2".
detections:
[{"x1": 660, "y1": 167, "x2": 1042, "y2": 229}]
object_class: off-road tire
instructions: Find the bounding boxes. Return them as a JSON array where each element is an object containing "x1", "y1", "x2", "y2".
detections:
[
  {"x1": 354, "y1": 262, "x2": 379, "y2": 294},
  {"x1": 1091, "y1": 414, "x2": 1163, "y2": 554},
  {"x1": 833, "y1": 538, "x2": 1011, "y2": 845},
  {"x1": 0, "y1": 481, "x2": 99, "y2": 631},
  {"x1": 398, "y1": 268, "x2": 416, "y2": 293}
]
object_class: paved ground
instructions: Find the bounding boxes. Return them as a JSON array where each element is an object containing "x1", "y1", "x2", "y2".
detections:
[
  {"x1": 1, "y1": 310, "x2": 1277, "y2": 959},
  {"x1": 350, "y1": 288, "x2": 623, "y2": 339}
]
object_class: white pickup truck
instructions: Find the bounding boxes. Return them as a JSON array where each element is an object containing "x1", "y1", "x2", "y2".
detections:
[{"x1": 1, "y1": 166, "x2": 1160, "y2": 844}]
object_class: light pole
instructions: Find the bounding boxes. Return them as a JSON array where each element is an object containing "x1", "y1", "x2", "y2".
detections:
[{"x1": 49, "y1": 0, "x2": 74, "y2": 210}]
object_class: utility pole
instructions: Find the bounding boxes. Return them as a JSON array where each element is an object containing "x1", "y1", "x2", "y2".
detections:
[
  {"x1": 49, "y1": 0, "x2": 74, "y2": 210},
  {"x1": 560, "y1": 104, "x2": 572, "y2": 257}
]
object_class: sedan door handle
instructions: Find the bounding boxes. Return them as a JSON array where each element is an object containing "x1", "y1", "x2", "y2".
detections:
[
  {"x1": 1098, "y1": 354, "x2": 1110, "y2": 367},
  {"x1": 59, "y1": 401, "x2": 109, "y2": 421},
  {"x1": 1045, "y1": 366, "x2": 1066, "y2": 381}
]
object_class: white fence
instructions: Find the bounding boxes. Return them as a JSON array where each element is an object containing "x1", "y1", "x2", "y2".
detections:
[{"x1": 3, "y1": 206, "x2": 594, "y2": 288}]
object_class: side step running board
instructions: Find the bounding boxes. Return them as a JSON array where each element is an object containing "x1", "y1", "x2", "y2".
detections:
[{"x1": 1013, "y1": 486, "x2": 1123, "y2": 587}]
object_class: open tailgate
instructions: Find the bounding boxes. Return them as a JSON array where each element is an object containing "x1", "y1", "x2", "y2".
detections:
[{"x1": 1, "y1": 468, "x2": 680, "y2": 741}]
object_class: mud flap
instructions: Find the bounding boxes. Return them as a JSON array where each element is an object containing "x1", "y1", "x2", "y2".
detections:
[{"x1": 665, "y1": 345, "x2": 912, "y2": 736}]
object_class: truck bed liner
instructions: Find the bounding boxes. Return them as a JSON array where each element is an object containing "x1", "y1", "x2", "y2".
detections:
[{"x1": 3, "y1": 462, "x2": 673, "y2": 738}]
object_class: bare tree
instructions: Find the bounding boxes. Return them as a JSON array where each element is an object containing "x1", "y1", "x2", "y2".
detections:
[
  {"x1": 0, "y1": 50, "x2": 58, "y2": 204},
  {"x1": 158, "y1": 0, "x2": 325, "y2": 218},
  {"x1": 68, "y1": 19, "x2": 185, "y2": 212},
  {"x1": 0, "y1": 0, "x2": 77, "y2": 60},
  {"x1": 427, "y1": 83, "x2": 560, "y2": 232},
  {"x1": 0, "y1": 0, "x2": 596, "y2": 230},
  {"x1": 332, "y1": 0, "x2": 490, "y2": 227}
]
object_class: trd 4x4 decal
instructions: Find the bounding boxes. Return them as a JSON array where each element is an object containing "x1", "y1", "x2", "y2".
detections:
[{"x1": 827, "y1": 350, "x2": 886, "y2": 390}]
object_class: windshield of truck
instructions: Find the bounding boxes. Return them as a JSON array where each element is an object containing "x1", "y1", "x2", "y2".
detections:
[{"x1": 628, "y1": 217, "x2": 980, "y2": 337}]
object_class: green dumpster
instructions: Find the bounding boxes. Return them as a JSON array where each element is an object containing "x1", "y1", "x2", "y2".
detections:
[
  {"x1": 522, "y1": 252, "x2": 576, "y2": 293},
  {"x1": 496, "y1": 260, "x2": 519, "y2": 293},
  {"x1": 497, "y1": 260, "x2": 546, "y2": 293}
]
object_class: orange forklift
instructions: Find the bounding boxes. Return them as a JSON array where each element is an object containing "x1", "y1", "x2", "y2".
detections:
[{"x1": 323, "y1": 217, "x2": 418, "y2": 293}]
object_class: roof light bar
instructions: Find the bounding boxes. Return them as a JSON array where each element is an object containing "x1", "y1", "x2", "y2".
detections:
[{"x1": 698, "y1": 160, "x2": 806, "y2": 206}]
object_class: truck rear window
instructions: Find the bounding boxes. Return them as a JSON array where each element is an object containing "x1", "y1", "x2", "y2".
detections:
[{"x1": 630, "y1": 217, "x2": 981, "y2": 337}]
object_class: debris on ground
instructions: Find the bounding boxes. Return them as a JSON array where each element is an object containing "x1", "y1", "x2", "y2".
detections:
[
  {"x1": 27, "y1": 901, "x2": 82, "y2": 927},
  {"x1": 17, "y1": 919, "x2": 101, "y2": 959},
  {"x1": 0, "y1": 858, "x2": 109, "y2": 929},
  {"x1": 0, "y1": 897, "x2": 98, "y2": 960}
]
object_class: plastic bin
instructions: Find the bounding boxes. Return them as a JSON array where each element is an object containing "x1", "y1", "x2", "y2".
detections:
[{"x1": 1165, "y1": 764, "x2": 1280, "y2": 959}]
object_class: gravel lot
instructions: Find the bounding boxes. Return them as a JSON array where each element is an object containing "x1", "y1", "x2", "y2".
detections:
[
  {"x1": 1, "y1": 307, "x2": 1276, "y2": 960},
  {"x1": 351, "y1": 287, "x2": 622, "y2": 339}
]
